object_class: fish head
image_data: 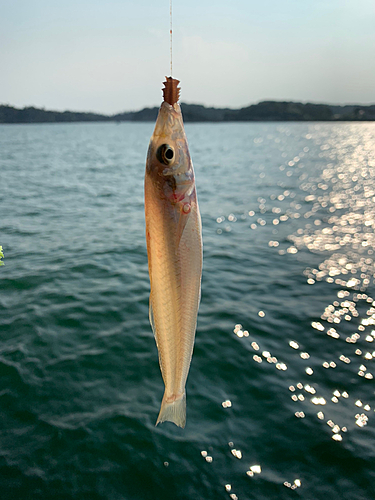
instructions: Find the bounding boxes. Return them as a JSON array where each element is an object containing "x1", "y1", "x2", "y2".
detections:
[{"x1": 146, "y1": 101, "x2": 195, "y2": 206}]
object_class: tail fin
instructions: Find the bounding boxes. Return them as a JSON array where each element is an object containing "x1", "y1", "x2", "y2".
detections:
[{"x1": 156, "y1": 392, "x2": 186, "y2": 428}]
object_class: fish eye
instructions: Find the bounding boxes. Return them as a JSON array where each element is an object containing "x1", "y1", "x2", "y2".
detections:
[{"x1": 156, "y1": 144, "x2": 175, "y2": 165}]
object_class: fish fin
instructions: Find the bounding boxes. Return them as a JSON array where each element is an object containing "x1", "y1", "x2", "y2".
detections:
[
  {"x1": 176, "y1": 211, "x2": 189, "y2": 248},
  {"x1": 150, "y1": 299, "x2": 165, "y2": 380},
  {"x1": 156, "y1": 392, "x2": 186, "y2": 428},
  {"x1": 149, "y1": 299, "x2": 155, "y2": 337}
]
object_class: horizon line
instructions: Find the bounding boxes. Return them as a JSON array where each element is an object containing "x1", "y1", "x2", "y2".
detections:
[{"x1": 1, "y1": 99, "x2": 375, "y2": 117}]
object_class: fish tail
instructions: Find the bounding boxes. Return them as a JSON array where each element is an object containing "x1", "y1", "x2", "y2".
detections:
[{"x1": 156, "y1": 392, "x2": 186, "y2": 428}]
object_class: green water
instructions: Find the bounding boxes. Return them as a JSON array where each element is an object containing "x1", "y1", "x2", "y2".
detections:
[{"x1": 0, "y1": 121, "x2": 375, "y2": 499}]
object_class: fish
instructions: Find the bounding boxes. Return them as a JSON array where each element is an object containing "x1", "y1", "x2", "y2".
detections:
[{"x1": 144, "y1": 77, "x2": 203, "y2": 428}]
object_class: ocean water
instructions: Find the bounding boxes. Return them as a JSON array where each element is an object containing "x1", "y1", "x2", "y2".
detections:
[{"x1": 1, "y1": 120, "x2": 375, "y2": 500}]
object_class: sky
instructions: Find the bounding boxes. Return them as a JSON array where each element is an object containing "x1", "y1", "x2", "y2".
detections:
[{"x1": 1, "y1": 0, "x2": 375, "y2": 114}]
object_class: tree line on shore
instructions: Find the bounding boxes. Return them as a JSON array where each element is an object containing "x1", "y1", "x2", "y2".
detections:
[{"x1": 1, "y1": 101, "x2": 375, "y2": 124}]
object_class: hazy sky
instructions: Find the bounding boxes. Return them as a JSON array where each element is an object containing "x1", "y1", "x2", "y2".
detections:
[{"x1": 1, "y1": 0, "x2": 375, "y2": 113}]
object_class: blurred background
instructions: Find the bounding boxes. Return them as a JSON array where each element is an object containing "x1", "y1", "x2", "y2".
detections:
[{"x1": 1, "y1": 0, "x2": 375, "y2": 113}]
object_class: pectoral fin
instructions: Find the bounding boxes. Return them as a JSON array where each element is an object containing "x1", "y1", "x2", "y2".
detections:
[{"x1": 176, "y1": 207, "x2": 190, "y2": 248}]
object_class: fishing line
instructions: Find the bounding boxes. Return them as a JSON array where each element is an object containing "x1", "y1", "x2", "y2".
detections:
[{"x1": 170, "y1": 0, "x2": 173, "y2": 76}]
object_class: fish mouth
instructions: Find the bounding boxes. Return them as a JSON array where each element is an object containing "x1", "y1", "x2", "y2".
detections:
[{"x1": 162, "y1": 77, "x2": 180, "y2": 105}]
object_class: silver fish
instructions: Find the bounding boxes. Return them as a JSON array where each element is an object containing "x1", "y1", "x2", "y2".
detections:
[{"x1": 144, "y1": 77, "x2": 202, "y2": 428}]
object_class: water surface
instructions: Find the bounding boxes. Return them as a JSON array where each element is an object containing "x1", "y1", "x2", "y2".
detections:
[{"x1": 1, "y1": 121, "x2": 375, "y2": 499}]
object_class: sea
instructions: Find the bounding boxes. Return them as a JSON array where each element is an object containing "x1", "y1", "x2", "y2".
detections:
[{"x1": 0, "y1": 120, "x2": 375, "y2": 500}]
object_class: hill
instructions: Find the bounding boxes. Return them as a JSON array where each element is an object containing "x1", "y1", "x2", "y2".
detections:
[{"x1": 1, "y1": 101, "x2": 375, "y2": 124}]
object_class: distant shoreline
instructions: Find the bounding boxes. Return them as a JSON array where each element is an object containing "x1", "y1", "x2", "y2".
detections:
[{"x1": 1, "y1": 101, "x2": 375, "y2": 124}]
